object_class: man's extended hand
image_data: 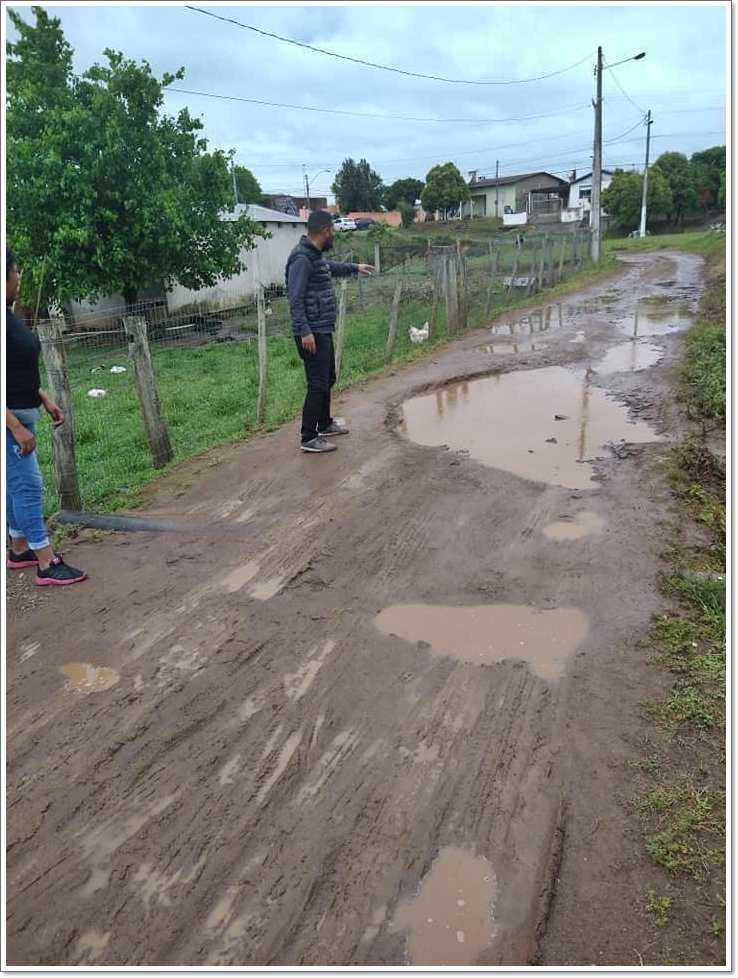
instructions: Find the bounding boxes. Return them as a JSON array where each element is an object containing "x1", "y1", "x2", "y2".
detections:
[{"x1": 358, "y1": 264, "x2": 374, "y2": 276}]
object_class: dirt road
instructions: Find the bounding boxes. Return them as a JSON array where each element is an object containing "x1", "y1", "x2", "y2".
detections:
[{"x1": 5, "y1": 250, "x2": 706, "y2": 967}]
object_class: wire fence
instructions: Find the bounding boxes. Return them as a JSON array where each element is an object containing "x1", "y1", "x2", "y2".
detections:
[{"x1": 29, "y1": 229, "x2": 592, "y2": 516}]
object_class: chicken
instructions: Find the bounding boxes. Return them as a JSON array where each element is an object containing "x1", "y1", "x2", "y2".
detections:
[{"x1": 409, "y1": 321, "x2": 429, "y2": 344}]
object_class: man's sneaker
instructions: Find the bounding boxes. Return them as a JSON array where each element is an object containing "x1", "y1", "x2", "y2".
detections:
[
  {"x1": 300, "y1": 436, "x2": 338, "y2": 453},
  {"x1": 35, "y1": 555, "x2": 87, "y2": 587},
  {"x1": 318, "y1": 420, "x2": 349, "y2": 436},
  {"x1": 6, "y1": 548, "x2": 38, "y2": 569}
]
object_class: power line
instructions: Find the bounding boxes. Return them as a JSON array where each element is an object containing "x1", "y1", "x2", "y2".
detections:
[
  {"x1": 166, "y1": 86, "x2": 591, "y2": 126},
  {"x1": 184, "y1": 5, "x2": 595, "y2": 86}
]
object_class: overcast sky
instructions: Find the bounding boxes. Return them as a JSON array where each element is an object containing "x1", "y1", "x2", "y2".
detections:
[{"x1": 5, "y1": 2, "x2": 729, "y2": 207}]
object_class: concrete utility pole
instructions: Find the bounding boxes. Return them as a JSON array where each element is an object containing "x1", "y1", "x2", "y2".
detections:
[
  {"x1": 639, "y1": 110, "x2": 653, "y2": 239},
  {"x1": 591, "y1": 46, "x2": 603, "y2": 262},
  {"x1": 303, "y1": 165, "x2": 310, "y2": 213},
  {"x1": 495, "y1": 160, "x2": 499, "y2": 218}
]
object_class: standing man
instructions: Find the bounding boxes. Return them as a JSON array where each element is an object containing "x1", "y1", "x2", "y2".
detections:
[{"x1": 286, "y1": 210, "x2": 373, "y2": 453}]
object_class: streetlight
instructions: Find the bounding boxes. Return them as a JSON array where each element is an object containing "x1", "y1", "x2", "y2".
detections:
[
  {"x1": 591, "y1": 47, "x2": 646, "y2": 260},
  {"x1": 639, "y1": 110, "x2": 653, "y2": 239},
  {"x1": 303, "y1": 165, "x2": 331, "y2": 214}
]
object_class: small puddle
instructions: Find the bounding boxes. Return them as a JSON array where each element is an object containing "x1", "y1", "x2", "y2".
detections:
[
  {"x1": 398, "y1": 366, "x2": 662, "y2": 489},
  {"x1": 221, "y1": 561, "x2": 259, "y2": 593},
  {"x1": 393, "y1": 846, "x2": 498, "y2": 966},
  {"x1": 592, "y1": 341, "x2": 663, "y2": 374},
  {"x1": 373, "y1": 603, "x2": 588, "y2": 681},
  {"x1": 477, "y1": 341, "x2": 546, "y2": 355},
  {"x1": 622, "y1": 297, "x2": 693, "y2": 337},
  {"x1": 542, "y1": 510, "x2": 605, "y2": 541},
  {"x1": 59, "y1": 662, "x2": 119, "y2": 694}
]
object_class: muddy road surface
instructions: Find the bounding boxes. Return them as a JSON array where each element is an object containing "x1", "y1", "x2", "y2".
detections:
[{"x1": 5, "y1": 251, "x2": 706, "y2": 967}]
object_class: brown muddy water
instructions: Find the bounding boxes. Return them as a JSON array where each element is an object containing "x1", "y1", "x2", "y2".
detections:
[{"x1": 397, "y1": 365, "x2": 663, "y2": 490}]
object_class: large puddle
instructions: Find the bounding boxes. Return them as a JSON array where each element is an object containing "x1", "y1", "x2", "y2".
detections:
[
  {"x1": 398, "y1": 366, "x2": 662, "y2": 489},
  {"x1": 392, "y1": 846, "x2": 498, "y2": 966},
  {"x1": 373, "y1": 603, "x2": 588, "y2": 681}
]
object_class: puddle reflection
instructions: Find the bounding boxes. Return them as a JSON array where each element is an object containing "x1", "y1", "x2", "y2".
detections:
[
  {"x1": 593, "y1": 341, "x2": 663, "y2": 374},
  {"x1": 623, "y1": 297, "x2": 693, "y2": 337},
  {"x1": 398, "y1": 366, "x2": 662, "y2": 489}
]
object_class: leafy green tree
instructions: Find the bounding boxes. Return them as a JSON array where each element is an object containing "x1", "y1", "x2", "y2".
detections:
[
  {"x1": 383, "y1": 177, "x2": 424, "y2": 210},
  {"x1": 396, "y1": 201, "x2": 417, "y2": 229},
  {"x1": 718, "y1": 170, "x2": 726, "y2": 209},
  {"x1": 602, "y1": 169, "x2": 643, "y2": 229},
  {"x1": 644, "y1": 165, "x2": 674, "y2": 225},
  {"x1": 654, "y1": 151, "x2": 698, "y2": 227},
  {"x1": 331, "y1": 158, "x2": 384, "y2": 212},
  {"x1": 233, "y1": 165, "x2": 263, "y2": 205},
  {"x1": 690, "y1": 146, "x2": 726, "y2": 214},
  {"x1": 420, "y1": 163, "x2": 470, "y2": 218},
  {"x1": 602, "y1": 167, "x2": 672, "y2": 231},
  {"x1": 6, "y1": 7, "x2": 266, "y2": 309}
]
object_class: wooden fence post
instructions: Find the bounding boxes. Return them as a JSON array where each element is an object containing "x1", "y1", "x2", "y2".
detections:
[
  {"x1": 374, "y1": 242, "x2": 381, "y2": 276},
  {"x1": 124, "y1": 315, "x2": 173, "y2": 469},
  {"x1": 384, "y1": 276, "x2": 403, "y2": 365},
  {"x1": 37, "y1": 318, "x2": 83, "y2": 511},
  {"x1": 256, "y1": 285, "x2": 268, "y2": 424},
  {"x1": 558, "y1": 235, "x2": 567, "y2": 282},
  {"x1": 446, "y1": 252, "x2": 460, "y2": 335},
  {"x1": 484, "y1": 247, "x2": 499, "y2": 317},
  {"x1": 335, "y1": 280, "x2": 348, "y2": 381},
  {"x1": 455, "y1": 241, "x2": 468, "y2": 332},
  {"x1": 507, "y1": 249, "x2": 520, "y2": 295}
]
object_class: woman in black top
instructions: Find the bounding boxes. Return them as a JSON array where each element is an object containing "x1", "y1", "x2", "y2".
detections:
[{"x1": 5, "y1": 246, "x2": 86, "y2": 585}]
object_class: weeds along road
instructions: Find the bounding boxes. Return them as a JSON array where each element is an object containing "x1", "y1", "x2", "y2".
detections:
[{"x1": 5, "y1": 250, "x2": 706, "y2": 967}]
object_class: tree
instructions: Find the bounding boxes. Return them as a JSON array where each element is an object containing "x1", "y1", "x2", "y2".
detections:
[
  {"x1": 396, "y1": 201, "x2": 417, "y2": 229},
  {"x1": 420, "y1": 163, "x2": 469, "y2": 219},
  {"x1": 233, "y1": 165, "x2": 263, "y2": 205},
  {"x1": 654, "y1": 151, "x2": 698, "y2": 227},
  {"x1": 602, "y1": 167, "x2": 672, "y2": 231},
  {"x1": 331, "y1": 158, "x2": 384, "y2": 212},
  {"x1": 383, "y1": 177, "x2": 424, "y2": 211},
  {"x1": 6, "y1": 7, "x2": 266, "y2": 309},
  {"x1": 691, "y1": 146, "x2": 726, "y2": 215}
]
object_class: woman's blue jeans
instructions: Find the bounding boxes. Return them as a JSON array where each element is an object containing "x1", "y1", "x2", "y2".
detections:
[{"x1": 5, "y1": 407, "x2": 50, "y2": 551}]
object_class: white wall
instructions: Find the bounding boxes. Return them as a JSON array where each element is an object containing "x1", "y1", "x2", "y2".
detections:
[
  {"x1": 502, "y1": 212, "x2": 528, "y2": 227},
  {"x1": 167, "y1": 223, "x2": 305, "y2": 312}
]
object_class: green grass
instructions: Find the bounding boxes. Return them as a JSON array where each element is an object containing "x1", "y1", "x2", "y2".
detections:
[{"x1": 626, "y1": 232, "x2": 726, "y2": 962}]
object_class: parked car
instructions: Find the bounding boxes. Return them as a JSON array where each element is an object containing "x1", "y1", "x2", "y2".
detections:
[
  {"x1": 333, "y1": 217, "x2": 357, "y2": 231},
  {"x1": 354, "y1": 218, "x2": 378, "y2": 230}
]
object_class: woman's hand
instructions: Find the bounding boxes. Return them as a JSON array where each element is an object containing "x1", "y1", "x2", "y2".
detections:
[{"x1": 40, "y1": 390, "x2": 64, "y2": 428}]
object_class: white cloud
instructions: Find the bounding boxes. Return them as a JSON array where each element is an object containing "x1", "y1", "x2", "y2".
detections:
[{"x1": 7, "y1": 2, "x2": 729, "y2": 201}]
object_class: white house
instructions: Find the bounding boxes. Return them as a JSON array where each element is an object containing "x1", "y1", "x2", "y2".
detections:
[
  {"x1": 66, "y1": 204, "x2": 308, "y2": 322},
  {"x1": 167, "y1": 204, "x2": 307, "y2": 313},
  {"x1": 565, "y1": 170, "x2": 615, "y2": 224}
]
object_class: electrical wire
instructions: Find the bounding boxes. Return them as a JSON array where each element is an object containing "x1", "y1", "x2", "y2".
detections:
[
  {"x1": 166, "y1": 86, "x2": 591, "y2": 126},
  {"x1": 184, "y1": 5, "x2": 595, "y2": 86}
]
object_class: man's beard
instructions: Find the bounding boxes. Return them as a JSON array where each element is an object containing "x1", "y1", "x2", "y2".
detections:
[{"x1": 321, "y1": 236, "x2": 334, "y2": 252}]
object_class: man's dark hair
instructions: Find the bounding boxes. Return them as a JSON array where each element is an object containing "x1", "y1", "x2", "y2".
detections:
[
  {"x1": 306, "y1": 210, "x2": 334, "y2": 235},
  {"x1": 7, "y1": 245, "x2": 17, "y2": 277}
]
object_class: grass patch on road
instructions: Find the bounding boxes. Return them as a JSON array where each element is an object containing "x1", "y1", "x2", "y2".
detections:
[{"x1": 628, "y1": 232, "x2": 726, "y2": 966}]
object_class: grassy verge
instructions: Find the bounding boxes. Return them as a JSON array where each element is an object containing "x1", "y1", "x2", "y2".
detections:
[{"x1": 626, "y1": 233, "x2": 726, "y2": 965}]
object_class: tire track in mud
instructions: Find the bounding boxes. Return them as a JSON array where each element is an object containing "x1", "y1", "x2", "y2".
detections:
[{"x1": 5, "y1": 251, "x2": 707, "y2": 967}]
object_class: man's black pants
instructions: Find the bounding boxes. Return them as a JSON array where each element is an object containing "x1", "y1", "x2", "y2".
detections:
[{"x1": 294, "y1": 332, "x2": 336, "y2": 443}]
